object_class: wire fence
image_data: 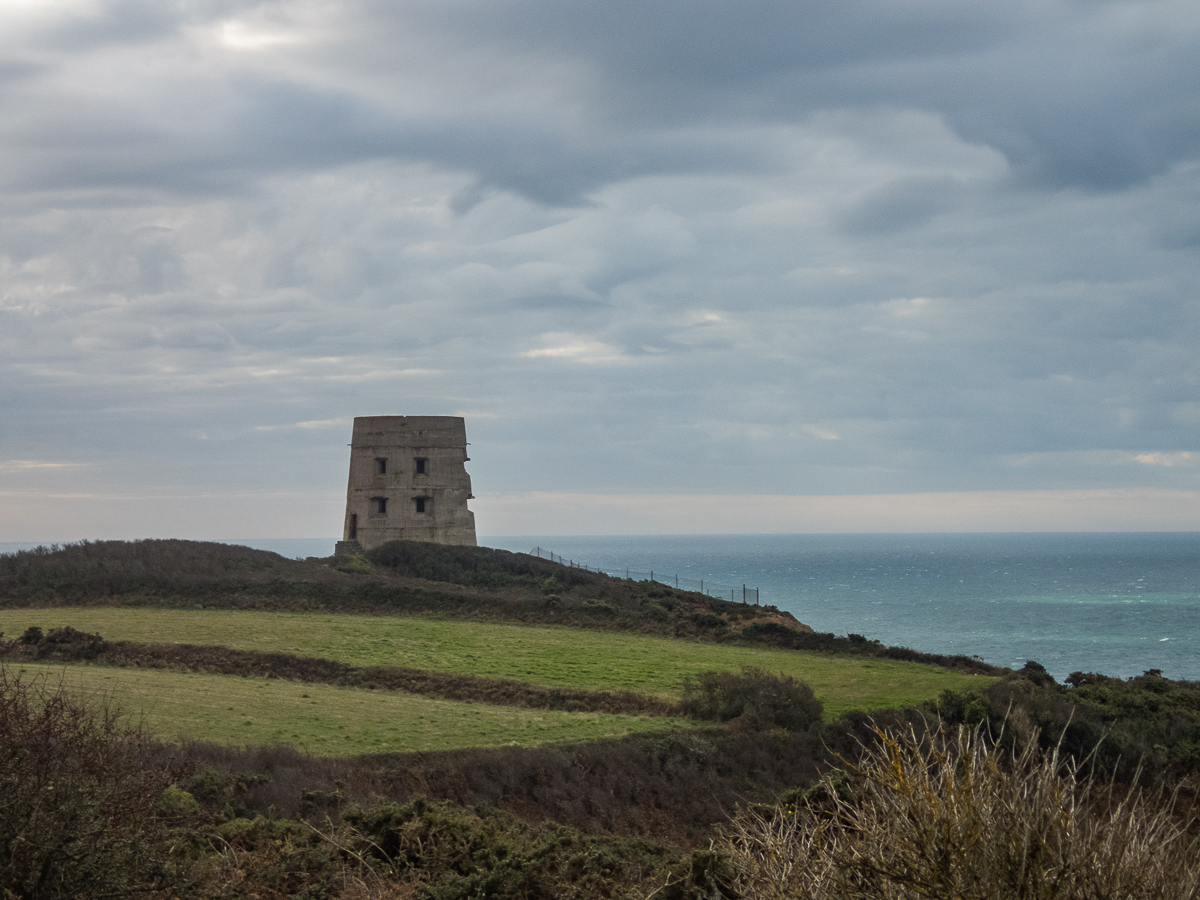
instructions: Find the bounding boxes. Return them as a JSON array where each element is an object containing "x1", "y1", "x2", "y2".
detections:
[{"x1": 527, "y1": 546, "x2": 760, "y2": 605}]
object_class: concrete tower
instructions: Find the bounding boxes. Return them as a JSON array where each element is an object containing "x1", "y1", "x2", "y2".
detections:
[{"x1": 338, "y1": 415, "x2": 476, "y2": 553}]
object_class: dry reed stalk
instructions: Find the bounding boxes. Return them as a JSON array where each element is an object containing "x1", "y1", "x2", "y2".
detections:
[{"x1": 718, "y1": 722, "x2": 1200, "y2": 899}]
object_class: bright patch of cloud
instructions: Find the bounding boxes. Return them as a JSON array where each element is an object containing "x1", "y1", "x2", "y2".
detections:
[
  {"x1": 0, "y1": 460, "x2": 82, "y2": 471},
  {"x1": 520, "y1": 335, "x2": 626, "y2": 364},
  {"x1": 1132, "y1": 452, "x2": 1197, "y2": 467},
  {"x1": 255, "y1": 418, "x2": 350, "y2": 432},
  {"x1": 801, "y1": 425, "x2": 841, "y2": 441},
  {"x1": 216, "y1": 19, "x2": 306, "y2": 50},
  {"x1": 883, "y1": 297, "x2": 935, "y2": 317}
]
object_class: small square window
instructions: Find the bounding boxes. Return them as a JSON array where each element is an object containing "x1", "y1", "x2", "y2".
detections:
[
  {"x1": 370, "y1": 497, "x2": 388, "y2": 516},
  {"x1": 375, "y1": 458, "x2": 387, "y2": 475},
  {"x1": 414, "y1": 497, "x2": 429, "y2": 514},
  {"x1": 414, "y1": 457, "x2": 427, "y2": 474}
]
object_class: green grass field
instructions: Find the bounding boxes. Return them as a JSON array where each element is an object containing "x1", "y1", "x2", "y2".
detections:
[
  {"x1": 9, "y1": 662, "x2": 692, "y2": 755},
  {"x1": 0, "y1": 607, "x2": 987, "y2": 719}
]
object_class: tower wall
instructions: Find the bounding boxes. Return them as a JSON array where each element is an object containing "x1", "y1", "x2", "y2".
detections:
[{"x1": 341, "y1": 416, "x2": 476, "y2": 551}]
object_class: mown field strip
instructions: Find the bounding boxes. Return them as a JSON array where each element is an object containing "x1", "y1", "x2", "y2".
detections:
[
  {"x1": 8, "y1": 661, "x2": 691, "y2": 756},
  {"x1": 0, "y1": 608, "x2": 988, "y2": 718}
]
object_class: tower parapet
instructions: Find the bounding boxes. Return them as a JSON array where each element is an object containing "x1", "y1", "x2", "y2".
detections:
[{"x1": 339, "y1": 415, "x2": 476, "y2": 552}]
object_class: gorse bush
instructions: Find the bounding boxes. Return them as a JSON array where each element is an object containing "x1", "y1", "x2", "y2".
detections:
[
  {"x1": 718, "y1": 722, "x2": 1200, "y2": 900},
  {"x1": 339, "y1": 795, "x2": 683, "y2": 899},
  {"x1": 681, "y1": 667, "x2": 823, "y2": 731},
  {"x1": 0, "y1": 664, "x2": 182, "y2": 899}
]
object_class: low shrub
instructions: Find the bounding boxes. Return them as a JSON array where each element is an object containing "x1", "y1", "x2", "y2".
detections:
[
  {"x1": 333, "y1": 553, "x2": 376, "y2": 575},
  {"x1": 681, "y1": 667, "x2": 823, "y2": 731}
]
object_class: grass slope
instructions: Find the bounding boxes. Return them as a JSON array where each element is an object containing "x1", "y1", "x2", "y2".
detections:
[
  {"x1": 9, "y1": 661, "x2": 691, "y2": 755},
  {"x1": 0, "y1": 608, "x2": 987, "y2": 720},
  {"x1": 0, "y1": 539, "x2": 1004, "y2": 676}
]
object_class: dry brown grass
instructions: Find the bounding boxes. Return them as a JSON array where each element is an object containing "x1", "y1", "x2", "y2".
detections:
[{"x1": 718, "y1": 722, "x2": 1200, "y2": 899}]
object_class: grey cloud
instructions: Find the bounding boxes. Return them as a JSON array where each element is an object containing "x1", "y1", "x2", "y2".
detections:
[
  {"x1": 408, "y1": 0, "x2": 1013, "y2": 91},
  {"x1": 7, "y1": 77, "x2": 758, "y2": 207},
  {"x1": 29, "y1": 0, "x2": 229, "y2": 51},
  {"x1": 0, "y1": 61, "x2": 48, "y2": 87},
  {"x1": 510, "y1": 294, "x2": 611, "y2": 312},
  {"x1": 8, "y1": 0, "x2": 1195, "y2": 206},
  {"x1": 837, "y1": 175, "x2": 967, "y2": 235},
  {"x1": 390, "y1": 0, "x2": 1200, "y2": 194}
]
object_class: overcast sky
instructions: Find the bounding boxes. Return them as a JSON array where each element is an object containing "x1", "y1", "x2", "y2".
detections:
[{"x1": 2, "y1": 0, "x2": 1199, "y2": 540}]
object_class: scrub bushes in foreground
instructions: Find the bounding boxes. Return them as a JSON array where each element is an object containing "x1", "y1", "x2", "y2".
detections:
[
  {"x1": 717, "y1": 721, "x2": 1200, "y2": 900},
  {"x1": 0, "y1": 664, "x2": 182, "y2": 899},
  {"x1": 934, "y1": 663, "x2": 1200, "y2": 780}
]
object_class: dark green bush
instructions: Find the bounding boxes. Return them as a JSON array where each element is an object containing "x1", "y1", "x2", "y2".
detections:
[
  {"x1": 581, "y1": 599, "x2": 617, "y2": 617},
  {"x1": 681, "y1": 667, "x2": 823, "y2": 731},
  {"x1": 934, "y1": 665, "x2": 1200, "y2": 781},
  {"x1": 690, "y1": 612, "x2": 727, "y2": 630}
]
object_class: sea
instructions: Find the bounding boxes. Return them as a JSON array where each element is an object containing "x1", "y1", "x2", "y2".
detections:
[{"x1": 3, "y1": 532, "x2": 1198, "y2": 683}]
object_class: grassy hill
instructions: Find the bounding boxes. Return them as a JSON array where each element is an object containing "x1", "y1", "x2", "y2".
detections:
[
  {"x1": 6, "y1": 661, "x2": 689, "y2": 754},
  {"x1": 0, "y1": 537, "x2": 999, "y2": 672},
  {"x1": 0, "y1": 538, "x2": 997, "y2": 755},
  {"x1": 3, "y1": 539, "x2": 1198, "y2": 899},
  {"x1": 0, "y1": 608, "x2": 986, "y2": 734}
]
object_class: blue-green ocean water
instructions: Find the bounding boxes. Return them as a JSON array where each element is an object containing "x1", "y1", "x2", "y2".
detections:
[
  {"x1": 5, "y1": 533, "x2": 1198, "y2": 682},
  {"x1": 485, "y1": 533, "x2": 1200, "y2": 682}
]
